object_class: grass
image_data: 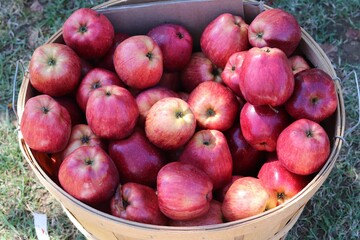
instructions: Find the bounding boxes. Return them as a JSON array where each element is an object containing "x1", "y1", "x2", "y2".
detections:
[{"x1": 0, "y1": 0, "x2": 359, "y2": 239}]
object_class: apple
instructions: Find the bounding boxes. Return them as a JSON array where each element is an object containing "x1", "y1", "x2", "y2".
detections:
[
  {"x1": 277, "y1": 118, "x2": 331, "y2": 175},
  {"x1": 214, "y1": 175, "x2": 242, "y2": 203},
  {"x1": 157, "y1": 162, "x2": 213, "y2": 220},
  {"x1": 285, "y1": 68, "x2": 338, "y2": 122},
  {"x1": 288, "y1": 55, "x2": 310, "y2": 75},
  {"x1": 180, "y1": 52, "x2": 223, "y2": 92},
  {"x1": 221, "y1": 51, "x2": 247, "y2": 97},
  {"x1": 222, "y1": 177, "x2": 270, "y2": 221},
  {"x1": 200, "y1": 13, "x2": 250, "y2": 68},
  {"x1": 188, "y1": 81, "x2": 239, "y2": 131},
  {"x1": 239, "y1": 47, "x2": 294, "y2": 107},
  {"x1": 80, "y1": 58, "x2": 93, "y2": 77},
  {"x1": 29, "y1": 43, "x2": 81, "y2": 97},
  {"x1": 240, "y1": 102, "x2": 290, "y2": 152},
  {"x1": 179, "y1": 129, "x2": 232, "y2": 190},
  {"x1": 108, "y1": 128, "x2": 166, "y2": 187},
  {"x1": 225, "y1": 125, "x2": 265, "y2": 176},
  {"x1": 110, "y1": 183, "x2": 168, "y2": 225},
  {"x1": 20, "y1": 94, "x2": 71, "y2": 153},
  {"x1": 135, "y1": 87, "x2": 178, "y2": 126},
  {"x1": 258, "y1": 153, "x2": 310, "y2": 206},
  {"x1": 54, "y1": 95, "x2": 86, "y2": 126},
  {"x1": 148, "y1": 23, "x2": 193, "y2": 72},
  {"x1": 86, "y1": 85, "x2": 139, "y2": 140},
  {"x1": 248, "y1": 8, "x2": 301, "y2": 56},
  {"x1": 114, "y1": 35, "x2": 163, "y2": 89},
  {"x1": 76, "y1": 67, "x2": 125, "y2": 111},
  {"x1": 63, "y1": 8, "x2": 115, "y2": 59},
  {"x1": 58, "y1": 146, "x2": 119, "y2": 205},
  {"x1": 156, "y1": 71, "x2": 181, "y2": 92},
  {"x1": 168, "y1": 200, "x2": 223, "y2": 226},
  {"x1": 145, "y1": 97, "x2": 196, "y2": 150}
]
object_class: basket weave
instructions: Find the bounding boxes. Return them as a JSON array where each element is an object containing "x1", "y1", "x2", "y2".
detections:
[{"x1": 17, "y1": 1, "x2": 345, "y2": 239}]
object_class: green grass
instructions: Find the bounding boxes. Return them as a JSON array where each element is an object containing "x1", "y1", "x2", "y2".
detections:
[{"x1": 0, "y1": 0, "x2": 359, "y2": 239}]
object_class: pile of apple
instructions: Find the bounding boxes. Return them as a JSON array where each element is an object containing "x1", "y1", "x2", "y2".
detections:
[{"x1": 21, "y1": 7, "x2": 338, "y2": 226}]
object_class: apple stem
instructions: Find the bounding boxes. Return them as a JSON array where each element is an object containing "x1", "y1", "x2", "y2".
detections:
[
  {"x1": 176, "y1": 32, "x2": 184, "y2": 39},
  {"x1": 268, "y1": 105, "x2": 279, "y2": 114},
  {"x1": 306, "y1": 129, "x2": 313, "y2": 138},
  {"x1": 81, "y1": 135, "x2": 90, "y2": 144},
  {"x1": 41, "y1": 106, "x2": 49, "y2": 114},
  {"x1": 175, "y1": 111, "x2": 184, "y2": 119},
  {"x1": 78, "y1": 25, "x2": 88, "y2": 34},
  {"x1": 47, "y1": 58, "x2": 56, "y2": 66},
  {"x1": 206, "y1": 108, "x2": 216, "y2": 117},
  {"x1": 146, "y1": 52, "x2": 153, "y2": 60}
]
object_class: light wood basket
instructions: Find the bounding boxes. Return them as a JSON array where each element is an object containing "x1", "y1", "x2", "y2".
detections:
[{"x1": 17, "y1": 1, "x2": 345, "y2": 239}]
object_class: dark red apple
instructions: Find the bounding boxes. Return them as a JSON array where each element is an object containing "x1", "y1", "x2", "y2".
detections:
[
  {"x1": 179, "y1": 129, "x2": 232, "y2": 190},
  {"x1": 54, "y1": 95, "x2": 86, "y2": 126},
  {"x1": 63, "y1": 8, "x2": 115, "y2": 59},
  {"x1": 248, "y1": 8, "x2": 301, "y2": 56},
  {"x1": 157, "y1": 162, "x2": 213, "y2": 221},
  {"x1": 201, "y1": 13, "x2": 250, "y2": 68},
  {"x1": 156, "y1": 71, "x2": 181, "y2": 91},
  {"x1": 288, "y1": 55, "x2": 310, "y2": 75},
  {"x1": 148, "y1": 23, "x2": 193, "y2": 72},
  {"x1": 285, "y1": 68, "x2": 338, "y2": 122},
  {"x1": 239, "y1": 47, "x2": 294, "y2": 107},
  {"x1": 110, "y1": 183, "x2": 168, "y2": 225},
  {"x1": 277, "y1": 118, "x2": 331, "y2": 175}
]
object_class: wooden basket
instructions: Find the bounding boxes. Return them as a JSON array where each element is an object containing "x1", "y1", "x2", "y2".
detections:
[{"x1": 17, "y1": 1, "x2": 345, "y2": 239}]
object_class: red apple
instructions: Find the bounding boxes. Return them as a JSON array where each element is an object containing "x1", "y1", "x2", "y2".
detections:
[
  {"x1": 168, "y1": 200, "x2": 223, "y2": 226},
  {"x1": 20, "y1": 94, "x2": 71, "y2": 153},
  {"x1": 148, "y1": 23, "x2": 193, "y2": 72},
  {"x1": 29, "y1": 43, "x2": 81, "y2": 96},
  {"x1": 179, "y1": 129, "x2": 233, "y2": 190},
  {"x1": 63, "y1": 8, "x2": 114, "y2": 59},
  {"x1": 248, "y1": 8, "x2": 301, "y2": 56},
  {"x1": 239, "y1": 47, "x2": 294, "y2": 107},
  {"x1": 114, "y1": 35, "x2": 163, "y2": 89},
  {"x1": 135, "y1": 87, "x2": 178, "y2": 126},
  {"x1": 76, "y1": 67, "x2": 124, "y2": 111},
  {"x1": 240, "y1": 102, "x2": 290, "y2": 152},
  {"x1": 221, "y1": 51, "x2": 247, "y2": 97},
  {"x1": 285, "y1": 68, "x2": 338, "y2": 122},
  {"x1": 110, "y1": 183, "x2": 168, "y2": 225},
  {"x1": 156, "y1": 71, "x2": 181, "y2": 91},
  {"x1": 80, "y1": 58, "x2": 94, "y2": 77},
  {"x1": 157, "y1": 162, "x2": 213, "y2": 220},
  {"x1": 188, "y1": 81, "x2": 239, "y2": 131},
  {"x1": 145, "y1": 97, "x2": 196, "y2": 150},
  {"x1": 58, "y1": 146, "x2": 119, "y2": 205},
  {"x1": 54, "y1": 95, "x2": 86, "y2": 126},
  {"x1": 180, "y1": 52, "x2": 223, "y2": 92},
  {"x1": 277, "y1": 119, "x2": 331, "y2": 175},
  {"x1": 214, "y1": 175, "x2": 242, "y2": 203},
  {"x1": 258, "y1": 153, "x2": 310, "y2": 206},
  {"x1": 108, "y1": 129, "x2": 166, "y2": 187},
  {"x1": 201, "y1": 13, "x2": 250, "y2": 68},
  {"x1": 225, "y1": 125, "x2": 265, "y2": 176},
  {"x1": 222, "y1": 177, "x2": 270, "y2": 221},
  {"x1": 288, "y1": 55, "x2": 310, "y2": 75},
  {"x1": 86, "y1": 85, "x2": 139, "y2": 140}
]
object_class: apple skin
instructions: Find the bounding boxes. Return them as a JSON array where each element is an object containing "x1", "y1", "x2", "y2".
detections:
[
  {"x1": 221, "y1": 51, "x2": 247, "y2": 97},
  {"x1": 214, "y1": 175, "x2": 242, "y2": 203},
  {"x1": 179, "y1": 129, "x2": 232, "y2": 190},
  {"x1": 288, "y1": 55, "x2": 310, "y2": 75},
  {"x1": 86, "y1": 85, "x2": 139, "y2": 140},
  {"x1": 277, "y1": 118, "x2": 331, "y2": 175},
  {"x1": 20, "y1": 94, "x2": 71, "y2": 153},
  {"x1": 200, "y1": 13, "x2": 250, "y2": 68},
  {"x1": 180, "y1": 52, "x2": 223, "y2": 93},
  {"x1": 157, "y1": 162, "x2": 213, "y2": 221},
  {"x1": 76, "y1": 67, "x2": 125, "y2": 111},
  {"x1": 29, "y1": 43, "x2": 81, "y2": 97},
  {"x1": 108, "y1": 129, "x2": 166, "y2": 187},
  {"x1": 58, "y1": 146, "x2": 120, "y2": 205},
  {"x1": 258, "y1": 153, "x2": 310, "y2": 206},
  {"x1": 225, "y1": 125, "x2": 265, "y2": 176},
  {"x1": 114, "y1": 35, "x2": 163, "y2": 89},
  {"x1": 240, "y1": 102, "x2": 290, "y2": 152},
  {"x1": 285, "y1": 68, "x2": 338, "y2": 123},
  {"x1": 80, "y1": 58, "x2": 94, "y2": 78},
  {"x1": 239, "y1": 47, "x2": 294, "y2": 107},
  {"x1": 54, "y1": 95, "x2": 86, "y2": 126},
  {"x1": 145, "y1": 97, "x2": 196, "y2": 150},
  {"x1": 135, "y1": 87, "x2": 179, "y2": 126},
  {"x1": 168, "y1": 200, "x2": 223, "y2": 226},
  {"x1": 63, "y1": 8, "x2": 115, "y2": 59},
  {"x1": 248, "y1": 8, "x2": 301, "y2": 56},
  {"x1": 110, "y1": 183, "x2": 168, "y2": 225},
  {"x1": 156, "y1": 71, "x2": 181, "y2": 92},
  {"x1": 222, "y1": 177, "x2": 270, "y2": 221},
  {"x1": 148, "y1": 23, "x2": 193, "y2": 72},
  {"x1": 188, "y1": 81, "x2": 239, "y2": 131}
]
